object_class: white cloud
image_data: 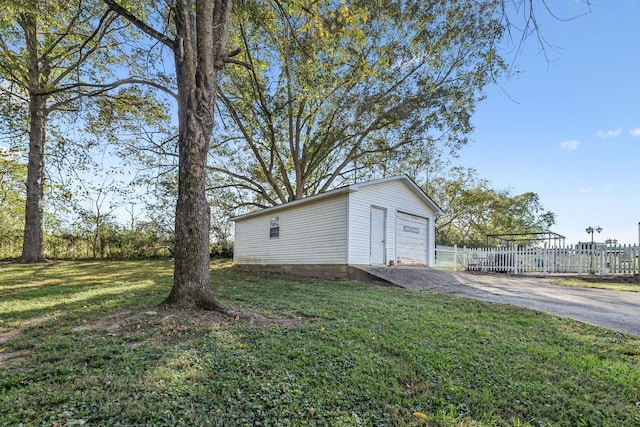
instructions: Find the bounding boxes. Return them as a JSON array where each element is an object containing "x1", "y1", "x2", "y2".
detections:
[
  {"x1": 596, "y1": 128, "x2": 623, "y2": 138},
  {"x1": 578, "y1": 187, "x2": 593, "y2": 194},
  {"x1": 630, "y1": 128, "x2": 640, "y2": 137},
  {"x1": 560, "y1": 140, "x2": 579, "y2": 151}
]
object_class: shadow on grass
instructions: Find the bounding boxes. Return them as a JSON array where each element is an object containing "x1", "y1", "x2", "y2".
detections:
[
  {"x1": 12, "y1": 297, "x2": 640, "y2": 425},
  {"x1": 0, "y1": 261, "x2": 176, "y2": 334},
  {"x1": 3, "y1": 261, "x2": 640, "y2": 426},
  {"x1": 0, "y1": 260, "x2": 174, "y2": 289}
]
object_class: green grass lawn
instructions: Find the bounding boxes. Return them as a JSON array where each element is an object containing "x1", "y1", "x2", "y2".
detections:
[
  {"x1": 552, "y1": 277, "x2": 640, "y2": 293},
  {"x1": 1, "y1": 260, "x2": 639, "y2": 426}
]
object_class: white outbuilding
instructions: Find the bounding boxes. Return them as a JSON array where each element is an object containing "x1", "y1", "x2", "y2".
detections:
[{"x1": 231, "y1": 174, "x2": 444, "y2": 279}]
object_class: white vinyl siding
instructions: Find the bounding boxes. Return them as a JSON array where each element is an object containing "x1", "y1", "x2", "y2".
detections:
[
  {"x1": 234, "y1": 195, "x2": 348, "y2": 264},
  {"x1": 347, "y1": 179, "x2": 437, "y2": 267},
  {"x1": 232, "y1": 175, "x2": 440, "y2": 269}
]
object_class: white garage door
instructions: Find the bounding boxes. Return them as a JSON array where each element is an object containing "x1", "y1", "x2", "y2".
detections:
[{"x1": 396, "y1": 212, "x2": 428, "y2": 266}]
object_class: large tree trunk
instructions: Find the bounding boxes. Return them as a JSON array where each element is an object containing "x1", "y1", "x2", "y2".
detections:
[
  {"x1": 18, "y1": 12, "x2": 47, "y2": 263},
  {"x1": 162, "y1": 0, "x2": 232, "y2": 310},
  {"x1": 19, "y1": 93, "x2": 47, "y2": 263},
  {"x1": 164, "y1": 127, "x2": 220, "y2": 308},
  {"x1": 104, "y1": 0, "x2": 237, "y2": 311},
  {"x1": 163, "y1": 84, "x2": 219, "y2": 308}
]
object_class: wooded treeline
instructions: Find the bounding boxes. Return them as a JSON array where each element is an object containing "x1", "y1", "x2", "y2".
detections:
[{"x1": 1, "y1": 148, "x2": 553, "y2": 260}]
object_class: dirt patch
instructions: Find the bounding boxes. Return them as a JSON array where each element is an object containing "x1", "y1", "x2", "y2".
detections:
[
  {"x1": 571, "y1": 274, "x2": 640, "y2": 284},
  {"x1": 0, "y1": 307, "x2": 309, "y2": 367},
  {"x1": 0, "y1": 329, "x2": 20, "y2": 345},
  {"x1": 72, "y1": 309, "x2": 137, "y2": 332},
  {"x1": 73, "y1": 306, "x2": 310, "y2": 347}
]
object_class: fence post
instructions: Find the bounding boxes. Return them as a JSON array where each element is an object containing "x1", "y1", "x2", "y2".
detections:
[
  {"x1": 463, "y1": 246, "x2": 467, "y2": 271},
  {"x1": 453, "y1": 244, "x2": 458, "y2": 272},
  {"x1": 578, "y1": 245, "x2": 584, "y2": 275},
  {"x1": 626, "y1": 244, "x2": 630, "y2": 275},
  {"x1": 513, "y1": 244, "x2": 518, "y2": 275}
]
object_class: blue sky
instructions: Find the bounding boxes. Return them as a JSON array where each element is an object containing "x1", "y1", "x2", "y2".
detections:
[
  {"x1": 3, "y1": 1, "x2": 637, "y2": 246},
  {"x1": 454, "y1": 1, "x2": 640, "y2": 245}
]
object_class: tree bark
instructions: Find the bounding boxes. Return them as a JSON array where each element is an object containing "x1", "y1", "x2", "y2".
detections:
[
  {"x1": 104, "y1": 0, "x2": 243, "y2": 312},
  {"x1": 19, "y1": 93, "x2": 47, "y2": 263},
  {"x1": 18, "y1": 8, "x2": 47, "y2": 263},
  {"x1": 161, "y1": 0, "x2": 233, "y2": 310}
]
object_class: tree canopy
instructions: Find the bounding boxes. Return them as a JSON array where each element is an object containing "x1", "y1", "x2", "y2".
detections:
[
  {"x1": 210, "y1": 0, "x2": 506, "y2": 210},
  {"x1": 0, "y1": 0, "x2": 160, "y2": 262},
  {"x1": 426, "y1": 166, "x2": 556, "y2": 247}
]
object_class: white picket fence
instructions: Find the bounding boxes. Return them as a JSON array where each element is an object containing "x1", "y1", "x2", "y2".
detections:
[{"x1": 435, "y1": 244, "x2": 640, "y2": 275}]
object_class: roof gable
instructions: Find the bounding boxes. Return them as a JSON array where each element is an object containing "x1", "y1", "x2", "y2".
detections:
[
  {"x1": 347, "y1": 174, "x2": 444, "y2": 215},
  {"x1": 230, "y1": 174, "x2": 444, "y2": 222}
]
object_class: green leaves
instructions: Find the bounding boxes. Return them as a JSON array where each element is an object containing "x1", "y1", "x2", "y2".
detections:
[
  {"x1": 0, "y1": 0, "x2": 174, "y2": 262},
  {"x1": 0, "y1": 149, "x2": 26, "y2": 258},
  {"x1": 427, "y1": 166, "x2": 556, "y2": 247},
  {"x1": 213, "y1": 0, "x2": 507, "y2": 209}
]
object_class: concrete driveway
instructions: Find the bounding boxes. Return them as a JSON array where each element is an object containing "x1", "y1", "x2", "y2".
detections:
[
  {"x1": 447, "y1": 272, "x2": 640, "y2": 337},
  {"x1": 353, "y1": 266, "x2": 640, "y2": 337}
]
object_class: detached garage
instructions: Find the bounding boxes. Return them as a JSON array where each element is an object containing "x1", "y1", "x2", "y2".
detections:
[{"x1": 231, "y1": 174, "x2": 444, "y2": 279}]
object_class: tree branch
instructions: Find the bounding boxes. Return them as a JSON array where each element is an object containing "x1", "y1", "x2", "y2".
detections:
[
  {"x1": 222, "y1": 47, "x2": 252, "y2": 69},
  {"x1": 38, "y1": 9, "x2": 82, "y2": 63},
  {"x1": 218, "y1": 86, "x2": 289, "y2": 204},
  {"x1": 44, "y1": 78, "x2": 177, "y2": 112},
  {"x1": 207, "y1": 165, "x2": 279, "y2": 206},
  {"x1": 104, "y1": 0, "x2": 176, "y2": 49},
  {"x1": 49, "y1": 12, "x2": 121, "y2": 88}
]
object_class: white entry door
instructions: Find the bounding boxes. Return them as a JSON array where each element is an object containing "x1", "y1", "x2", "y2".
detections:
[{"x1": 370, "y1": 207, "x2": 386, "y2": 265}]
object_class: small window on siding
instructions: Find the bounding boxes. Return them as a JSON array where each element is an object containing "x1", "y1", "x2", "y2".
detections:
[{"x1": 269, "y1": 217, "x2": 280, "y2": 238}]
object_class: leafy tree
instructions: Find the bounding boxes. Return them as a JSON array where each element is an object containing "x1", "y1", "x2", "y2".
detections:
[
  {"x1": 0, "y1": 0, "x2": 162, "y2": 262},
  {"x1": 210, "y1": 0, "x2": 506, "y2": 209},
  {"x1": 0, "y1": 148, "x2": 26, "y2": 258},
  {"x1": 426, "y1": 166, "x2": 555, "y2": 247},
  {"x1": 99, "y1": 0, "x2": 584, "y2": 312},
  {"x1": 86, "y1": 84, "x2": 179, "y2": 244},
  {"x1": 68, "y1": 175, "x2": 122, "y2": 259},
  {"x1": 105, "y1": 0, "x2": 239, "y2": 311}
]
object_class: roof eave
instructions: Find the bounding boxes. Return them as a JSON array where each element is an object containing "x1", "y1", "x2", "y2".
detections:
[
  {"x1": 230, "y1": 174, "x2": 445, "y2": 221},
  {"x1": 230, "y1": 186, "x2": 353, "y2": 222}
]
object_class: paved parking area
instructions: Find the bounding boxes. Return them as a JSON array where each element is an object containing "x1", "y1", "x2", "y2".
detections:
[
  {"x1": 354, "y1": 266, "x2": 640, "y2": 337},
  {"x1": 446, "y1": 272, "x2": 640, "y2": 337}
]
